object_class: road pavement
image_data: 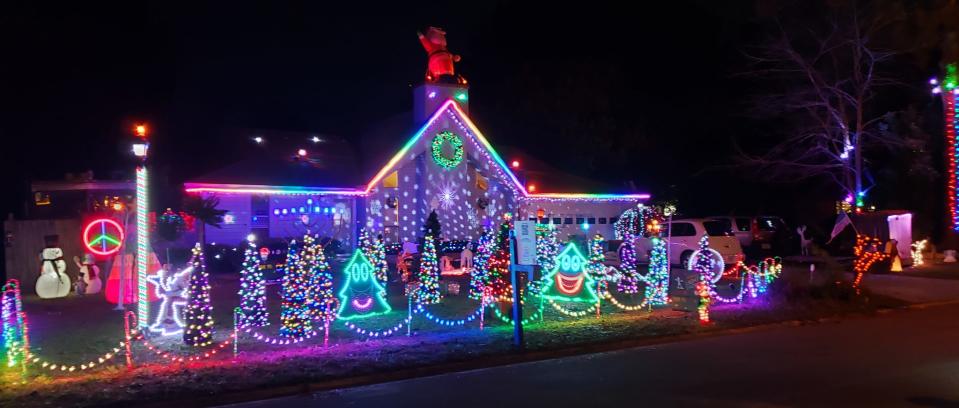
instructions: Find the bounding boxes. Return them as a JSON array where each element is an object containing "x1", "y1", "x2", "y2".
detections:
[{"x1": 221, "y1": 302, "x2": 959, "y2": 407}]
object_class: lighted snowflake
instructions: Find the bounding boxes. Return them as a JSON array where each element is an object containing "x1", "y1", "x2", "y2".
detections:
[
  {"x1": 370, "y1": 199, "x2": 383, "y2": 217},
  {"x1": 437, "y1": 181, "x2": 459, "y2": 210}
]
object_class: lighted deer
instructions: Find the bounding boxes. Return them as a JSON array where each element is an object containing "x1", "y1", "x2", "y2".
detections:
[{"x1": 797, "y1": 225, "x2": 813, "y2": 256}]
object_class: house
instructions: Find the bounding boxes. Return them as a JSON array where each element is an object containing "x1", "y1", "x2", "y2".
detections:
[{"x1": 184, "y1": 82, "x2": 649, "y2": 248}]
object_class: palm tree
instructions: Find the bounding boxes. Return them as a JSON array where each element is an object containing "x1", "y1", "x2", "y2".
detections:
[{"x1": 183, "y1": 195, "x2": 227, "y2": 247}]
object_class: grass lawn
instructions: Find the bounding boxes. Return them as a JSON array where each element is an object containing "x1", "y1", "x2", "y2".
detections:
[{"x1": 0, "y1": 263, "x2": 906, "y2": 408}]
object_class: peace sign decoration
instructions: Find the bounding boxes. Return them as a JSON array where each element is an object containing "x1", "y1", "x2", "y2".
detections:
[{"x1": 83, "y1": 218, "x2": 125, "y2": 256}]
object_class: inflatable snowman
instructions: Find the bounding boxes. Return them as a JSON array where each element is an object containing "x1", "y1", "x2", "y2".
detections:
[
  {"x1": 73, "y1": 254, "x2": 102, "y2": 295},
  {"x1": 36, "y1": 236, "x2": 71, "y2": 299}
]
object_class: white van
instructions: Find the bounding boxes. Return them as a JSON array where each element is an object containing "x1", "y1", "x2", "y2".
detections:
[{"x1": 636, "y1": 218, "x2": 744, "y2": 268}]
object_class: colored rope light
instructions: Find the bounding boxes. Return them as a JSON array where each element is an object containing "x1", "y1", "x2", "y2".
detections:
[
  {"x1": 601, "y1": 290, "x2": 649, "y2": 311},
  {"x1": 240, "y1": 327, "x2": 320, "y2": 345},
  {"x1": 490, "y1": 301, "x2": 544, "y2": 326},
  {"x1": 138, "y1": 334, "x2": 234, "y2": 363},
  {"x1": 184, "y1": 183, "x2": 367, "y2": 196},
  {"x1": 82, "y1": 218, "x2": 125, "y2": 256},
  {"x1": 342, "y1": 316, "x2": 411, "y2": 338},
  {"x1": 547, "y1": 299, "x2": 598, "y2": 318},
  {"x1": 25, "y1": 334, "x2": 138, "y2": 373},
  {"x1": 540, "y1": 243, "x2": 601, "y2": 304},
  {"x1": 136, "y1": 166, "x2": 149, "y2": 328},
  {"x1": 2, "y1": 280, "x2": 25, "y2": 368},
  {"x1": 937, "y1": 64, "x2": 959, "y2": 230},
  {"x1": 415, "y1": 303, "x2": 484, "y2": 327}
]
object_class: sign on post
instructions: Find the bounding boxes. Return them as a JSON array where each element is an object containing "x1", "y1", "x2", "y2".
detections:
[{"x1": 514, "y1": 221, "x2": 537, "y2": 266}]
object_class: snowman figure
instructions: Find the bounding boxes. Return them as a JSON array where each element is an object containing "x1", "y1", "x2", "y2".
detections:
[
  {"x1": 36, "y1": 235, "x2": 71, "y2": 299},
  {"x1": 73, "y1": 254, "x2": 102, "y2": 295}
]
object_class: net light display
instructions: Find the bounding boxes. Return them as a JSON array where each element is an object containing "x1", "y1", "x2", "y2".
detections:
[
  {"x1": 305, "y1": 236, "x2": 337, "y2": 327},
  {"x1": 588, "y1": 234, "x2": 606, "y2": 278},
  {"x1": 238, "y1": 235, "x2": 268, "y2": 327},
  {"x1": 469, "y1": 228, "x2": 497, "y2": 299},
  {"x1": 183, "y1": 243, "x2": 214, "y2": 347},
  {"x1": 416, "y1": 235, "x2": 442, "y2": 304}
]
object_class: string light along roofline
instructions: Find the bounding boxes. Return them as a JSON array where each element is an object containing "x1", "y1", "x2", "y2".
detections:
[{"x1": 184, "y1": 100, "x2": 650, "y2": 202}]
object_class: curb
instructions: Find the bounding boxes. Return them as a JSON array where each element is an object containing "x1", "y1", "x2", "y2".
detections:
[{"x1": 138, "y1": 299, "x2": 959, "y2": 408}]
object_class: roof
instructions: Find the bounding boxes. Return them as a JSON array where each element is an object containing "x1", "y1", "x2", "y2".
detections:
[
  {"x1": 187, "y1": 129, "x2": 365, "y2": 189},
  {"x1": 32, "y1": 180, "x2": 135, "y2": 192},
  {"x1": 185, "y1": 100, "x2": 649, "y2": 202}
]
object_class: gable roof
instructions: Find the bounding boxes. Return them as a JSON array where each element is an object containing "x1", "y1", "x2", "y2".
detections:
[{"x1": 185, "y1": 100, "x2": 649, "y2": 202}]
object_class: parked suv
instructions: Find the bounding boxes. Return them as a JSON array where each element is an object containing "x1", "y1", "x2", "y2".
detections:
[
  {"x1": 636, "y1": 218, "x2": 744, "y2": 268},
  {"x1": 707, "y1": 216, "x2": 754, "y2": 248}
]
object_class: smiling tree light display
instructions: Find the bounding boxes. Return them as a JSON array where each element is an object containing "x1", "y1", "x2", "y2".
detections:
[
  {"x1": 183, "y1": 243, "x2": 214, "y2": 346},
  {"x1": 540, "y1": 243, "x2": 600, "y2": 304},
  {"x1": 238, "y1": 235, "x2": 267, "y2": 327},
  {"x1": 337, "y1": 249, "x2": 391, "y2": 319},
  {"x1": 416, "y1": 235, "x2": 442, "y2": 304}
]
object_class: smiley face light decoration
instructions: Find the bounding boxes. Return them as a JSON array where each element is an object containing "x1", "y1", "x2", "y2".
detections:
[
  {"x1": 540, "y1": 243, "x2": 601, "y2": 303},
  {"x1": 336, "y1": 249, "x2": 391, "y2": 320}
]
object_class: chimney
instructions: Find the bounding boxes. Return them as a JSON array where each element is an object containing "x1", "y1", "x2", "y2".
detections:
[{"x1": 413, "y1": 82, "x2": 469, "y2": 125}]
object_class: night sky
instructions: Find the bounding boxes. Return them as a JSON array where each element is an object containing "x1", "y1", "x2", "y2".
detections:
[{"x1": 0, "y1": 2, "x2": 946, "y2": 234}]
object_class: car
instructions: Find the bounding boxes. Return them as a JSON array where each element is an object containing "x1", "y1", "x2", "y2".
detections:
[
  {"x1": 750, "y1": 216, "x2": 793, "y2": 252},
  {"x1": 636, "y1": 218, "x2": 744, "y2": 268},
  {"x1": 707, "y1": 216, "x2": 754, "y2": 248}
]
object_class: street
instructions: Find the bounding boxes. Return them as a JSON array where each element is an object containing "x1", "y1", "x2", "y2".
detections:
[{"x1": 224, "y1": 303, "x2": 959, "y2": 408}]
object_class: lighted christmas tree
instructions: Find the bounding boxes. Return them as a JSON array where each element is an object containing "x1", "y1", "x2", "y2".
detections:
[
  {"x1": 238, "y1": 235, "x2": 267, "y2": 327},
  {"x1": 540, "y1": 242, "x2": 601, "y2": 303},
  {"x1": 423, "y1": 210, "x2": 442, "y2": 240},
  {"x1": 618, "y1": 234, "x2": 640, "y2": 294},
  {"x1": 372, "y1": 234, "x2": 388, "y2": 284},
  {"x1": 337, "y1": 249, "x2": 391, "y2": 319},
  {"x1": 587, "y1": 234, "x2": 606, "y2": 278},
  {"x1": 416, "y1": 235, "x2": 442, "y2": 304},
  {"x1": 535, "y1": 224, "x2": 559, "y2": 273},
  {"x1": 305, "y1": 240, "x2": 337, "y2": 324},
  {"x1": 645, "y1": 237, "x2": 670, "y2": 305},
  {"x1": 183, "y1": 243, "x2": 214, "y2": 346},
  {"x1": 279, "y1": 238, "x2": 311, "y2": 338},
  {"x1": 469, "y1": 228, "x2": 497, "y2": 299},
  {"x1": 358, "y1": 228, "x2": 373, "y2": 258},
  {"x1": 690, "y1": 235, "x2": 714, "y2": 274}
]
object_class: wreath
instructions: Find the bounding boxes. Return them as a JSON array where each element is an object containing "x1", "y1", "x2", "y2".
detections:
[{"x1": 431, "y1": 131, "x2": 464, "y2": 169}]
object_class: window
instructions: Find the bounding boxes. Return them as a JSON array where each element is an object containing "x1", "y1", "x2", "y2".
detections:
[
  {"x1": 576, "y1": 218, "x2": 585, "y2": 225},
  {"x1": 553, "y1": 218, "x2": 562, "y2": 225},
  {"x1": 704, "y1": 220, "x2": 733, "y2": 236},
  {"x1": 735, "y1": 218, "x2": 751, "y2": 231},
  {"x1": 598, "y1": 217, "x2": 607, "y2": 224},
  {"x1": 670, "y1": 222, "x2": 697, "y2": 237},
  {"x1": 609, "y1": 217, "x2": 618, "y2": 224},
  {"x1": 564, "y1": 217, "x2": 573, "y2": 224},
  {"x1": 529, "y1": 217, "x2": 537, "y2": 222},
  {"x1": 587, "y1": 217, "x2": 596, "y2": 225}
]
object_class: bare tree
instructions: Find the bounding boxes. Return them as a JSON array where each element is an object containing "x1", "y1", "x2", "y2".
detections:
[{"x1": 738, "y1": 3, "x2": 902, "y2": 204}]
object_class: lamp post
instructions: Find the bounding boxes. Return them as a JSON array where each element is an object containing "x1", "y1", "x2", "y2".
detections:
[{"x1": 133, "y1": 124, "x2": 150, "y2": 328}]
